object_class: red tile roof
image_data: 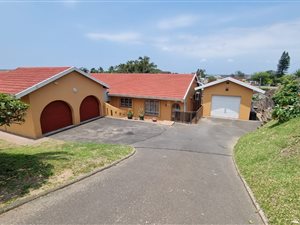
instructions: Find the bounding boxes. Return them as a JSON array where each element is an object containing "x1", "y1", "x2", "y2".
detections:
[
  {"x1": 0, "y1": 67, "x2": 71, "y2": 95},
  {"x1": 92, "y1": 73, "x2": 196, "y2": 101}
]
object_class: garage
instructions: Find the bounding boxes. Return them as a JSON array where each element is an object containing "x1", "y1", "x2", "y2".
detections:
[
  {"x1": 80, "y1": 96, "x2": 100, "y2": 122},
  {"x1": 211, "y1": 96, "x2": 241, "y2": 119},
  {"x1": 40, "y1": 100, "x2": 73, "y2": 134},
  {"x1": 195, "y1": 77, "x2": 265, "y2": 120}
]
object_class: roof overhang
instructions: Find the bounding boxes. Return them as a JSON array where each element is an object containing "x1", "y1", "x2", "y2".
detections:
[
  {"x1": 183, "y1": 74, "x2": 197, "y2": 101},
  {"x1": 195, "y1": 77, "x2": 265, "y2": 94},
  {"x1": 15, "y1": 67, "x2": 110, "y2": 99},
  {"x1": 108, "y1": 93, "x2": 184, "y2": 102}
]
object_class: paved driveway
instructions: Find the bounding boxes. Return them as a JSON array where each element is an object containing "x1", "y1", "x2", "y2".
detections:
[{"x1": 0, "y1": 118, "x2": 263, "y2": 224}]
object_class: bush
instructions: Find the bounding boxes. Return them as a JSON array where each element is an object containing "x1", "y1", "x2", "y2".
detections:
[
  {"x1": 0, "y1": 93, "x2": 29, "y2": 126},
  {"x1": 272, "y1": 76, "x2": 300, "y2": 123}
]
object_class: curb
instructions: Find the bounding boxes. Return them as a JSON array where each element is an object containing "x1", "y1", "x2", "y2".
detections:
[
  {"x1": 0, "y1": 148, "x2": 136, "y2": 215},
  {"x1": 232, "y1": 149, "x2": 269, "y2": 225}
]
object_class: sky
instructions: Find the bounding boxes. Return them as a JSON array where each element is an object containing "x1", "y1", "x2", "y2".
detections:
[{"x1": 0, "y1": 0, "x2": 300, "y2": 74}]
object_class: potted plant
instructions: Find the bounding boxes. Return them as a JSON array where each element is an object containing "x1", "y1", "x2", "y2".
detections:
[
  {"x1": 127, "y1": 110, "x2": 133, "y2": 119},
  {"x1": 138, "y1": 109, "x2": 145, "y2": 120}
]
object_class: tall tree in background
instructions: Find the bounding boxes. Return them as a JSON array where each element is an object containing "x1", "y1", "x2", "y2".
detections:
[
  {"x1": 108, "y1": 66, "x2": 115, "y2": 73},
  {"x1": 234, "y1": 70, "x2": 246, "y2": 79},
  {"x1": 84, "y1": 56, "x2": 166, "y2": 74},
  {"x1": 196, "y1": 69, "x2": 206, "y2": 79},
  {"x1": 98, "y1": 67, "x2": 104, "y2": 73},
  {"x1": 110, "y1": 56, "x2": 162, "y2": 73},
  {"x1": 276, "y1": 51, "x2": 290, "y2": 77},
  {"x1": 252, "y1": 72, "x2": 272, "y2": 86}
]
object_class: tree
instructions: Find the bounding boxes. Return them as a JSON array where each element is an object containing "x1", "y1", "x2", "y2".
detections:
[
  {"x1": 108, "y1": 66, "x2": 115, "y2": 73},
  {"x1": 294, "y1": 69, "x2": 300, "y2": 78},
  {"x1": 207, "y1": 76, "x2": 217, "y2": 83},
  {"x1": 90, "y1": 68, "x2": 98, "y2": 73},
  {"x1": 79, "y1": 67, "x2": 89, "y2": 73},
  {"x1": 196, "y1": 69, "x2": 206, "y2": 79},
  {"x1": 108, "y1": 56, "x2": 162, "y2": 73},
  {"x1": 276, "y1": 51, "x2": 290, "y2": 77},
  {"x1": 234, "y1": 71, "x2": 246, "y2": 79},
  {"x1": 0, "y1": 94, "x2": 29, "y2": 126},
  {"x1": 251, "y1": 72, "x2": 272, "y2": 86},
  {"x1": 98, "y1": 67, "x2": 104, "y2": 73},
  {"x1": 272, "y1": 76, "x2": 300, "y2": 123}
]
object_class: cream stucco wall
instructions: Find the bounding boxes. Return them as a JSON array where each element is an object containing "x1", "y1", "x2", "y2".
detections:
[
  {"x1": 0, "y1": 71, "x2": 107, "y2": 139},
  {"x1": 108, "y1": 96, "x2": 184, "y2": 121},
  {"x1": 202, "y1": 81, "x2": 253, "y2": 120}
]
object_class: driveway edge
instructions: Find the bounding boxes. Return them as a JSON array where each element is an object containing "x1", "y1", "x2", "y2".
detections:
[
  {"x1": 232, "y1": 145, "x2": 269, "y2": 225},
  {"x1": 0, "y1": 148, "x2": 136, "y2": 215}
]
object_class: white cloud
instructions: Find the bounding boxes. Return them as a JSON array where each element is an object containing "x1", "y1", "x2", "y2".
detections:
[
  {"x1": 158, "y1": 15, "x2": 199, "y2": 30},
  {"x1": 85, "y1": 32, "x2": 141, "y2": 44},
  {"x1": 227, "y1": 58, "x2": 234, "y2": 63},
  {"x1": 153, "y1": 19, "x2": 300, "y2": 59}
]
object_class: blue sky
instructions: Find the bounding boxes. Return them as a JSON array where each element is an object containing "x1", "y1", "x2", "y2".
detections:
[{"x1": 1, "y1": 1, "x2": 300, "y2": 74}]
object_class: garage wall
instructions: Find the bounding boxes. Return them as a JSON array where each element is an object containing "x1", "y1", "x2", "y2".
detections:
[
  {"x1": 108, "y1": 96, "x2": 184, "y2": 121},
  {"x1": 202, "y1": 81, "x2": 253, "y2": 120},
  {"x1": 1, "y1": 71, "x2": 107, "y2": 139}
]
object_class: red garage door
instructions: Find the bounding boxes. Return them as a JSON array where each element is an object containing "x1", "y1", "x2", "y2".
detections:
[
  {"x1": 80, "y1": 96, "x2": 100, "y2": 122},
  {"x1": 40, "y1": 101, "x2": 73, "y2": 134}
]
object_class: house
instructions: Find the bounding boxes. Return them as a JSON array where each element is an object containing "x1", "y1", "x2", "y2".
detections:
[
  {"x1": 196, "y1": 77, "x2": 265, "y2": 120},
  {"x1": 92, "y1": 73, "x2": 200, "y2": 121},
  {"x1": 0, "y1": 67, "x2": 108, "y2": 139}
]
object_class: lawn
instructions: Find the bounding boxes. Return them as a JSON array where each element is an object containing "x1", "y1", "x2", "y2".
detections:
[
  {"x1": 234, "y1": 117, "x2": 300, "y2": 225},
  {"x1": 0, "y1": 139, "x2": 133, "y2": 208}
]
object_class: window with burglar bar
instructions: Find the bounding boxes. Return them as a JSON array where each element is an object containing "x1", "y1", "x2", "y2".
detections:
[
  {"x1": 145, "y1": 100, "x2": 159, "y2": 116},
  {"x1": 120, "y1": 98, "x2": 132, "y2": 108}
]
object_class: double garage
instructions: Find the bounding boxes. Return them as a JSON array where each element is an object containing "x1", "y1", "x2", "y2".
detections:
[
  {"x1": 198, "y1": 77, "x2": 265, "y2": 120},
  {"x1": 0, "y1": 67, "x2": 108, "y2": 139},
  {"x1": 40, "y1": 96, "x2": 100, "y2": 134}
]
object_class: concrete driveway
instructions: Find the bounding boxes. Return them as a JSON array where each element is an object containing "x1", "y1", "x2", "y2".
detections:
[{"x1": 0, "y1": 118, "x2": 263, "y2": 224}]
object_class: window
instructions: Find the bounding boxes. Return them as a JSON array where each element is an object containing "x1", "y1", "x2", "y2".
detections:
[
  {"x1": 172, "y1": 103, "x2": 181, "y2": 112},
  {"x1": 120, "y1": 98, "x2": 132, "y2": 108},
  {"x1": 145, "y1": 100, "x2": 159, "y2": 116}
]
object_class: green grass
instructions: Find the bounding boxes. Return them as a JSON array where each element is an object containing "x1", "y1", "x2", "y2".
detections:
[
  {"x1": 0, "y1": 140, "x2": 133, "y2": 207},
  {"x1": 234, "y1": 117, "x2": 300, "y2": 225}
]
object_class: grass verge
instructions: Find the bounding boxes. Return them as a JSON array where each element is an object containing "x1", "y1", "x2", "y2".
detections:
[
  {"x1": 234, "y1": 117, "x2": 300, "y2": 225},
  {"x1": 0, "y1": 139, "x2": 133, "y2": 208}
]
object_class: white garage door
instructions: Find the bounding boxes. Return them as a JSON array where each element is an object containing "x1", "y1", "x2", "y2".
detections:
[{"x1": 211, "y1": 96, "x2": 241, "y2": 119}]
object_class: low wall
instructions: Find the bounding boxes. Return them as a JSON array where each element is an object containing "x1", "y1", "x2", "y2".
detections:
[{"x1": 104, "y1": 103, "x2": 128, "y2": 118}]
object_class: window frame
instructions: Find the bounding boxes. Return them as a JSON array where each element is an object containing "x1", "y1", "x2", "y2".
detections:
[
  {"x1": 144, "y1": 100, "x2": 160, "y2": 116},
  {"x1": 120, "y1": 98, "x2": 132, "y2": 108}
]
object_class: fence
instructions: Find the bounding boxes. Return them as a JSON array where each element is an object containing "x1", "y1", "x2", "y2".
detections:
[{"x1": 172, "y1": 105, "x2": 203, "y2": 124}]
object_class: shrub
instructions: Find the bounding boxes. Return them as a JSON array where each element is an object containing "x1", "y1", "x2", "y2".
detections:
[
  {"x1": 272, "y1": 76, "x2": 300, "y2": 123},
  {"x1": 0, "y1": 93, "x2": 29, "y2": 126}
]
